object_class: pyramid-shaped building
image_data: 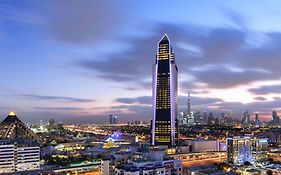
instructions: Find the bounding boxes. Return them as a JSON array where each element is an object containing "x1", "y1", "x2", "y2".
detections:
[{"x1": 0, "y1": 112, "x2": 38, "y2": 140}]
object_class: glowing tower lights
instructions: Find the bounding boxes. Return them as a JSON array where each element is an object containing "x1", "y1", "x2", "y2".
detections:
[{"x1": 151, "y1": 34, "x2": 179, "y2": 147}]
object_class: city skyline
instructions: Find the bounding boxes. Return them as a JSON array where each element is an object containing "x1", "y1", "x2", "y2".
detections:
[{"x1": 1, "y1": 1, "x2": 281, "y2": 123}]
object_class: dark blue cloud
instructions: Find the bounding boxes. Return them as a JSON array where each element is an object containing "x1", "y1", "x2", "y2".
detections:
[
  {"x1": 77, "y1": 23, "x2": 281, "y2": 89},
  {"x1": 249, "y1": 85, "x2": 281, "y2": 95},
  {"x1": 254, "y1": 96, "x2": 267, "y2": 101},
  {"x1": 42, "y1": 0, "x2": 130, "y2": 43},
  {"x1": 115, "y1": 96, "x2": 151, "y2": 105},
  {"x1": 191, "y1": 66, "x2": 272, "y2": 88}
]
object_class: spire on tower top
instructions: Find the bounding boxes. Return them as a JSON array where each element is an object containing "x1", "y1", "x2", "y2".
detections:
[
  {"x1": 187, "y1": 90, "x2": 191, "y2": 116},
  {"x1": 159, "y1": 34, "x2": 170, "y2": 44}
]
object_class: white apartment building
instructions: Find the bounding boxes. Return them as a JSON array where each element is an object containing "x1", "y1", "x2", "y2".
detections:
[{"x1": 0, "y1": 141, "x2": 40, "y2": 174}]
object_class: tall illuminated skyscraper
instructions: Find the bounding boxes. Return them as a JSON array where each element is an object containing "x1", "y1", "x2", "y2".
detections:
[{"x1": 151, "y1": 34, "x2": 178, "y2": 147}]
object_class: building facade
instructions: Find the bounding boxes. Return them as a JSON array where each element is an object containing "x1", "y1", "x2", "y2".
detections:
[
  {"x1": 0, "y1": 140, "x2": 40, "y2": 174},
  {"x1": 191, "y1": 140, "x2": 220, "y2": 153},
  {"x1": 151, "y1": 34, "x2": 179, "y2": 147},
  {"x1": 271, "y1": 111, "x2": 280, "y2": 126},
  {"x1": 241, "y1": 110, "x2": 250, "y2": 127},
  {"x1": 227, "y1": 136, "x2": 268, "y2": 164},
  {"x1": 0, "y1": 142, "x2": 14, "y2": 173},
  {"x1": 101, "y1": 160, "x2": 112, "y2": 175},
  {"x1": 114, "y1": 159, "x2": 182, "y2": 175},
  {"x1": 109, "y1": 114, "x2": 118, "y2": 125}
]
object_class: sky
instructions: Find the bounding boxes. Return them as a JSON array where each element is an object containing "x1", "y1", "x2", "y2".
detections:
[{"x1": 0, "y1": 0, "x2": 281, "y2": 123}]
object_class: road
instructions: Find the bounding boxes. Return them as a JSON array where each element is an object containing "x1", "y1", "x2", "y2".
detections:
[{"x1": 182, "y1": 157, "x2": 226, "y2": 168}]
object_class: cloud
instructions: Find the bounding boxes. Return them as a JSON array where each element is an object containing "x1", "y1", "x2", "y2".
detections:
[
  {"x1": 254, "y1": 96, "x2": 267, "y2": 101},
  {"x1": 0, "y1": 2, "x2": 43, "y2": 25},
  {"x1": 214, "y1": 99, "x2": 281, "y2": 113},
  {"x1": 112, "y1": 104, "x2": 151, "y2": 113},
  {"x1": 249, "y1": 85, "x2": 281, "y2": 95},
  {"x1": 115, "y1": 96, "x2": 151, "y2": 105},
  {"x1": 77, "y1": 34, "x2": 157, "y2": 82},
  {"x1": 199, "y1": 28, "x2": 245, "y2": 62},
  {"x1": 179, "y1": 96, "x2": 223, "y2": 106},
  {"x1": 232, "y1": 33, "x2": 281, "y2": 77},
  {"x1": 18, "y1": 94, "x2": 94, "y2": 103},
  {"x1": 179, "y1": 81, "x2": 209, "y2": 94},
  {"x1": 76, "y1": 21, "x2": 281, "y2": 90},
  {"x1": 114, "y1": 95, "x2": 222, "y2": 108},
  {"x1": 42, "y1": 0, "x2": 128, "y2": 43},
  {"x1": 16, "y1": 110, "x2": 105, "y2": 124},
  {"x1": 34, "y1": 107, "x2": 84, "y2": 111},
  {"x1": 191, "y1": 66, "x2": 271, "y2": 88}
]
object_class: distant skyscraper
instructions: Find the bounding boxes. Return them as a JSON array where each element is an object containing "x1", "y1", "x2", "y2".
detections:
[
  {"x1": 208, "y1": 112, "x2": 215, "y2": 125},
  {"x1": 179, "y1": 112, "x2": 187, "y2": 125},
  {"x1": 203, "y1": 111, "x2": 208, "y2": 125},
  {"x1": 109, "y1": 114, "x2": 117, "y2": 124},
  {"x1": 242, "y1": 110, "x2": 250, "y2": 127},
  {"x1": 186, "y1": 91, "x2": 195, "y2": 126},
  {"x1": 187, "y1": 111, "x2": 194, "y2": 126},
  {"x1": 214, "y1": 116, "x2": 219, "y2": 125},
  {"x1": 194, "y1": 110, "x2": 203, "y2": 125},
  {"x1": 220, "y1": 113, "x2": 227, "y2": 126},
  {"x1": 151, "y1": 34, "x2": 178, "y2": 147},
  {"x1": 187, "y1": 90, "x2": 191, "y2": 118},
  {"x1": 255, "y1": 113, "x2": 260, "y2": 128},
  {"x1": 272, "y1": 111, "x2": 280, "y2": 126},
  {"x1": 48, "y1": 118, "x2": 55, "y2": 130}
]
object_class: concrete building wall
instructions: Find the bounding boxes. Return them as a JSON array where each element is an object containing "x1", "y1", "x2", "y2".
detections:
[
  {"x1": 0, "y1": 143, "x2": 40, "y2": 173},
  {"x1": 191, "y1": 140, "x2": 219, "y2": 152}
]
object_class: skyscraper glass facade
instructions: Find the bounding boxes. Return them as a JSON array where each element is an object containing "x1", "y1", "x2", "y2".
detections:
[{"x1": 151, "y1": 35, "x2": 178, "y2": 147}]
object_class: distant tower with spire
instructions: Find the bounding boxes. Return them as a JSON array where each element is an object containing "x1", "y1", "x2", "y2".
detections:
[
  {"x1": 187, "y1": 90, "x2": 191, "y2": 118},
  {"x1": 186, "y1": 90, "x2": 194, "y2": 125}
]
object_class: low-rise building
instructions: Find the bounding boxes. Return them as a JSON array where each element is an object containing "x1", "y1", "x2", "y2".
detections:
[
  {"x1": 191, "y1": 139, "x2": 220, "y2": 152},
  {"x1": 114, "y1": 148, "x2": 182, "y2": 175},
  {"x1": 226, "y1": 135, "x2": 268, "y2": 164},
  {"x1": 115, "y1": 158, "x2": 182, "y2": 175}
]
